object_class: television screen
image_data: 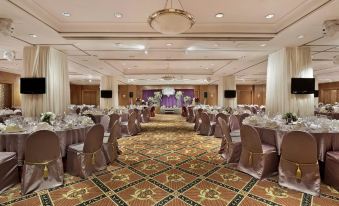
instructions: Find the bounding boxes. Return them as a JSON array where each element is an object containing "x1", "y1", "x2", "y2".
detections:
[
  {"x1": 101, "y1": 90, "x2": 112, "y2": 98},
  {"x1": 20, "y1": 78, "x2": 46, "y2": 94},
  {"x1": 291, "y1": 78, "x2": 315, "y2": 94},
  {"x1": 224, "y1": 90, "x2": 236, "y2": 98},
  {"x1": 314, "y1": 90, "x2": 319, "y2": 97}
]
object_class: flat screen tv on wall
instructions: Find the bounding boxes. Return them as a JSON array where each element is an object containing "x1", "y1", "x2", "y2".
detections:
[
  {"x1": 314, "y1": 90, "x2": 319, "y2": 97},
  {"x1": 20, "y1": 77, "x2": 46, "y2": 94},
  {"x1": 101, "y1": 90, "x2": 112, "y2": 98},
  {"x1": 224, "y1": 90, "x2": 236, "y2": 98},
  {"x1": 291, "y1": 78, "x2": 315, "y2": 94}
]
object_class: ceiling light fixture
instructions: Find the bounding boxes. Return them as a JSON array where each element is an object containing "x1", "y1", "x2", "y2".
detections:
[
  {"x1": 148, "y1": 0, "x2": 195, "y2": 35},
  {"x1": 166, "y1": 43, "x2": 173, "y2": 47},
  {"x1": 144, "y1": 50, "x2": 148, "y2": 55},
  {"x1": 297, "y1": 35, "x2": 304, "y2": 39},
  {"x1": 265, "y1": 14, "x2": 274, "y2": 19},
  {"x1": 215, "y1": 13, "x2": 224, "y2": 18},
  {"x1": 114, "y1": 12, "x2": 123, "y2": 18},
  {"x1": 29, "y1": 34, "x2": 37, "y2": 38},
  {"x1": 260, "y1": 43, "x2": 266, "y2": 47},
  {"x1": 62, "y1": 12, "x2": 71, "y2": 17}
]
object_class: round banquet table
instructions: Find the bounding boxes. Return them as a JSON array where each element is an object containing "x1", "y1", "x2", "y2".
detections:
[
  {"x1": 0, "y1": 126, "x2": 92, "y2": 165},
  {"x1": 248, "y1": 125, "x2": 339, "y2": 162}
]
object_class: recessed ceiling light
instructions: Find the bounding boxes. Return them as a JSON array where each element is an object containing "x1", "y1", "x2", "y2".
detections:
[
  {"x1": 144, "y1": 50, "x2": 148, "y2": 55},
  {"x1": 214, "y1": 43, "x2": 219, "y2": 47},
  {"x1": 114, "y1": 12, "x2": 123, "y2": 18},
  {"x1": 89, "y1": 79, "x2": 92, "y2": 83},
  {"x1": 260, "y1": 43, "x2": 266, "y2": 47},
  {"x1": 297, "y1": 35, "x2": 304, "y2": 39},
  {"x1": 210, "y1": 63, "x2": 215, "y2": 66},
  {"x1": 205, "y1": 67, "x2": 209, "y2": 70},
  {"x1": 166, "y1": 43, "x2": 173, "y2": 47},
  {"x1": 28, "y1": 34, "x2": 37, "y2": 38},
  {"x1": 62, "y1": 12, "x2": 71, "y2": 17},
  {"x1": 215, "y1": 13, "x2": 224, "y2": 18},
  {"x1": 127, "y1": 68, "x2": 131, "y2": 70},
  {"x1": 265, "y1": 14, "x2": 275, "y2": 19}
]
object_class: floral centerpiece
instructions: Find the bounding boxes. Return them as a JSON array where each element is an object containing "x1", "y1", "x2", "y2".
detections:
[
  {"x1": 183, "y1": 96, "x2": 191, "y2": 105},
  {"x1": 40, "y1": 112, "x2": 56, "y2": 125},
  {"x1": 325, "y1": 104, "x2": 334, "y2": 113},
  {"x1": 282, "y1": 112, "x2": 297, "y2": 124},
  {"x1": 153, "y1": 91, "x2": 162, "y2": 105},
  {"x1": 175, "y1": 91, "x2": 183, "y2": 100}
]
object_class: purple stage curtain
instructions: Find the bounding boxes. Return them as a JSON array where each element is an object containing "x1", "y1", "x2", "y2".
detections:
[{"x1": 142, "y1": 89, "x2": 195, "y2": 107}]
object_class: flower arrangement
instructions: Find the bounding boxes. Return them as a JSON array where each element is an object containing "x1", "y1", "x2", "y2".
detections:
[
  {"x1": 183, "y1": 96, "x2": 191, "y2": 104},
  {"x1": 325, "y1": 104, "x2": 334, "y2": 113},
  {"x1": 282, "y1": 112, "x2": 297, "y2": 122},
  {"x1": 175, "y1": 91, "x2": 183, "y2": 100},
  {"x1": 40, "y1": 112, "x2": 56, "y2": 125}
]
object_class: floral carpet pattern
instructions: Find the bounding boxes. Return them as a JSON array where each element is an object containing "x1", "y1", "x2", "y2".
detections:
[{"x1": 1, "y1": 114, "x2": 339, "y2": 206}]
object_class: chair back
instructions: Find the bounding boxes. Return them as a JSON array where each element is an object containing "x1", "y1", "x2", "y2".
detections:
[
  {"x1": 215, "y1": 113, "x2": 228, "y2": 124},
  {"x1": 240, "y1": 125, "x2": 263, "y2": 153},
  {"x1": 108, "y1": 120, "x2": 121, "y2": 143},
  {"x1": 83, "y1": 124, "x2": 104, "y2": 153},
  {"x1": 100, "y1": 115, "x2": 110, "y2": 132},
  {"x1": 200, "y1": 112, "x2": 210, "y2": 125},
  {"x1": 25, "y1": 130, "x2": 61, "y2": 162},
  {"x1": 108, "y1": 113, "x2": 120, "y2": 131},
  {"x1": 150, "y1": 106, "x2": 155, "y2": 112},
  {"x1": 229, "y1": 115, "x2": 240, "y2": 131},
  {"x1": 128, "y1": 112, "x2": 138, "y2": 131},
  {"x1": 218, "y1": 117, "x2": 232, "y2": 143},
  {"x1": 188, "y1": 107, "x2": 194, "y2": 117},
  {"x1": 281, "y1": 131, "x2": 317, "y2": 164}
]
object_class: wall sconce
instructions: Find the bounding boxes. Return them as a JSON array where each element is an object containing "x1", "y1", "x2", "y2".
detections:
[{"x1": 122, "y1": 94, "x2": 126, "y2": 98}]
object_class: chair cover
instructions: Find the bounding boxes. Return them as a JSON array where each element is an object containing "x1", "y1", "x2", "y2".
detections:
[
  {"x1": 239, "y1": 113, "x2": 250, "y2": 127},
  {"x1": 187, "y1": 106, "x2": 195, "y2": 123},
  {"x1": 108, "y1": 113, "x2": 121, "y2": 133},
  {"x1": 238, "y1": 125, "x2": 278, "y2": 179},
  {"x1": 150, "y1": 106, "x2": 155, "y2": 117},
  {"x1": 181, "y1": 106, "x2": 188, "y2": 117},
  {"x1": 103, "y1": 121, "x2": 121, "y2": 163},
  {"x1": 194, "y1": 109, "x2": 203, "y2": 131},
  {"x1": 279, "y1": 131, "x2": 320, "y2": 196},
  {"x1": 214, "y1": 113, "x2": 228, "y2": 138},
  {"x1": 66, "y1": 124, "x2": 106, "y2": 178},
  {"x1": 134, "y1": 109, "x2": 142, "y2": 132},
  {"x1": 229, "y1": 115, "x2": 240, "y2": 132},
  {"x1": 0, "y1": 152, "x2": 19, "y2": 194},
  {"x1": 22, "y1": 130, "x2": 64, "y2": 194},
  {"x1": 199, "y1": 112, "x2": 216, "y2": 136},
  {"x1": 324, "y1": 151, "x2": 339, "y2": 191},
  {"x1": 100, "y1": 115, "x2": 110, "y2": 132},
  {"x1": 121, "y1": 112, "x2": 138, "y2": 136},
  {"x1": 218, "y1": 118, "x2": 242, "y2": 163},
  {"x1": 141, "y1": 107, "x2": 150, "y2": 123}
]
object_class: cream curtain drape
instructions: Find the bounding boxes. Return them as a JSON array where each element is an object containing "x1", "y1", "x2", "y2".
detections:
[
  {"x1": 21, "y1": 46, "x2": 70, "y2": 117},
  {"x1": 266, "y1": 47, "x2": 314, "y2": 116}
]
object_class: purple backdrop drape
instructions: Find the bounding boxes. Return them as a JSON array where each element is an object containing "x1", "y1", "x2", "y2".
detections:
[{"x1": 142, "y1": 89, "x2": 194, "y2": 107}]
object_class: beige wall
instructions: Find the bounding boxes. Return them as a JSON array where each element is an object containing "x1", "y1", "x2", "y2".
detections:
[{"x1": 0, "y1": 71, "x2": 21, "y2": 107}]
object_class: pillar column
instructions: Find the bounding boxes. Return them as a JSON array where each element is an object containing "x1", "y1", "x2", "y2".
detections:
[
  {"x1": 100, "y1": 76, "x2": 119, "y2": 109},
  {"x1": 223, "y1": 75, "x2": 237, "y2": 108},
  {"x1": 217, "y1": 77, "x2": 224, "y2": 106},
  {"x1": 21, "y1": 46, "x2": 70, "y2": 117},
  {"x1": 266, "y1": 47, "x2": 314, "y2": 116}
]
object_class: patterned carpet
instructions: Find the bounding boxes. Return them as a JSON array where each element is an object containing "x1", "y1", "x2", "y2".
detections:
[{"x1": 1, "y1": 114, "x2": 339, "y2": 206}]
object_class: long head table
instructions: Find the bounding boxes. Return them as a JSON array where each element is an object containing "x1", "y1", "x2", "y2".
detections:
[
  {"x1": 0, "y1": 126, "x2": 92, "y2": 165},
  {"x1": 250, "y1": 126, "x2": 339, "y2": 162}
]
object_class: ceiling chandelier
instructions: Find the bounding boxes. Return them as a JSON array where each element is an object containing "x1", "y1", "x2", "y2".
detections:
[
  {"x1": 148, "y1": 0, "x2": 195, "y2": 35},
  {"x1": 161, "y1": 75, "x2": 175, "y2": 81}
]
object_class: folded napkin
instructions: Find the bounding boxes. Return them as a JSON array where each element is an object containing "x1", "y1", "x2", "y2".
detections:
[
  {"x1": 0, "y1": 123, "x2": 6, "y2": 131},
  {"x1": 5, "y1": 123, "x2": 24, "y2": 133}
]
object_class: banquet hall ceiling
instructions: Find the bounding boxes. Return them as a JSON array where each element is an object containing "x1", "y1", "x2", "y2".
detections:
[{"x1": 0, "y1": 0, "x2": 339, "y2": 85}]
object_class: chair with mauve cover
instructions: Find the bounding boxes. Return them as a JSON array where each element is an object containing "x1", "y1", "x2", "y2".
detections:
[
  {"x1": 150, "y1": 106, "x2": 155, "y2": 117},
  {"x1": 0, "y1": 152, "x2": 19, "y2": 194},
  {"x1": 194, "y1": 108, "x2": 203, "y2": 132},
  {"x1": 229, "y1": 115, "x2": 241, "y2": 137},
  {"x1": 22, "y1": 130, "x2": 63, "y2": 194},
  {"x1": 134, "y1": 108, "x2": 142, "y2": 132},
  {"x1": 66, "y1": 124, "x2": 106, "y2": 178},
  {"x1": 214, "y1": 113, "x2": 228, "y2": 138},
  {"x1": 218, "y1": 118, "x2": 242, "y2": 163},
  {"x1": 103, "y1": 121, "x2": 122, "y2": 164},
  {"x1": 325, "y1": 151, "x2": 339, "y2": 191},
  {"x1": 107, "y1": 113, "x2": 121, "y2": 133},
  {"x1": 199, "y1": 112, "x2": 216, "y2": 136},
  {"x1": 141, "y1": 107, "x2": 150, "y2": 123},
  {"x1": 239, "y1": 113, "x2": 250, "y2": 127},
  {"x1": 279, "y1": 131, "x2": 320, "y2": 196},
  {"x1": 181, "y1": 106, "x2": 188, "y2": 117},
  {"x1": 238, "y1": 125, "x2": 278, "y2": 179},
  {"x1": 121, "y1": 112, "x2": 138, "y2": 136},
  {"x1": 187, "y1": 106, "x2": 195, "y2": 123}
]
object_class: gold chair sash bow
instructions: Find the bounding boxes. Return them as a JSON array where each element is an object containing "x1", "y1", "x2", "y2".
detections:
[
  {"x1": 281, "y1": 157, "x2": 318, "y2": 180},
  {"x1": 83, "y1": 148, "x2": 102, "y2": 165},
  {"x1": 25, "y1": 159, "x2": 57, "y2": 179},
  {"x1": 243, "y1": 148, "x2": 262, "y2": 166}
]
